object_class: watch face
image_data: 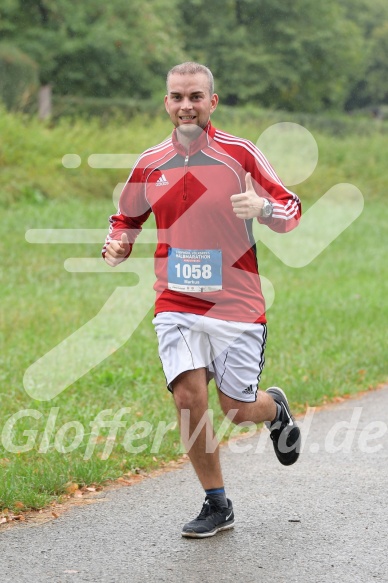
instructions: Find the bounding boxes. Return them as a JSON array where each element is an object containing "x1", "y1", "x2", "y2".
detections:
[{"x1": 262, "y1": 200, "x2": 273, "y2": 217}]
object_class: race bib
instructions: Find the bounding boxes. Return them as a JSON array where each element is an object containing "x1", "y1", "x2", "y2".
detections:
[{"x1": 167, "y1": 248, "x2": 222, "y2": 292}]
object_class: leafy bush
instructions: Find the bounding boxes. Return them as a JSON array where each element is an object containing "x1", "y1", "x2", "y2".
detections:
[
  {"x1": 0, "y1": 43, "x2": 39, "y2": 111},
  {"x1": 52, "y1": 95, "x2": 165, "y2": 123}
]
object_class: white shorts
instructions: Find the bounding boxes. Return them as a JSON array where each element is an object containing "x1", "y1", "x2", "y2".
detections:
[{"x1": 152, "y1": 312, "x2": 267, "y2": 402}]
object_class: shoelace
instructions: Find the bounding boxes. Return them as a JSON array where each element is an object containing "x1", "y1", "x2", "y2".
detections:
[
  {"x1": 197, "y1": 500, "x2": 224, "y2": 521},
  {"x1": 196, "y1": 503, "x2": 211, "y2": 521}
]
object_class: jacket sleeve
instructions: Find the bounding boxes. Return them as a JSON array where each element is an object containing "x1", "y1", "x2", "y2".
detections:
[
  {"x1": 102, "y1": 164, "x2": 152, "y2": 258},
  {"x1": 246, "y1": 142, "x2": 301, "y2": 233}
]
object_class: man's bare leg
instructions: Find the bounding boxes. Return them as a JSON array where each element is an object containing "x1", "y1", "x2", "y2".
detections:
[
  {"x1": 218, "y1": 389, "x2": 277, "y2": 425},
  {"x1": 171, "y1": 368, "x2": 224, "y2": 490},
  {"x1": 218, "y1": 387, "x2": 301, "y2": 467}
]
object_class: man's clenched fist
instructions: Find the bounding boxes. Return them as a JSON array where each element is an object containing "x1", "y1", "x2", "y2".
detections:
[{"x1": 104, "y1": 232, "x2": 131, "y2": 267}]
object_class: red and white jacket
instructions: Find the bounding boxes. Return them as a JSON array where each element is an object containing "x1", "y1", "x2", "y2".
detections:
[{"x1": 103, "y1": 122, "x2": 301, "y2": 323}]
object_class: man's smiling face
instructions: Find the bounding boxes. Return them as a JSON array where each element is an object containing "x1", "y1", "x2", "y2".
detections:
[{"x1": 164, "y1": 72, "x2": 218, "y2": 138}]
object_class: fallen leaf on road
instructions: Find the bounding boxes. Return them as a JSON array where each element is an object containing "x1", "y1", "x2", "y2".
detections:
[
  {"x1": 64, "y1": 482, "x2": 79, "y2": 494},
  {"x1": 117, "y1": 477, "x2": 133, "y2": 485}
]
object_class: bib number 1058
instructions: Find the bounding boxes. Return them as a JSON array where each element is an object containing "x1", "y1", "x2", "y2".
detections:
[
  {"x1": 175, "y1": 263, "x2": 212, "y2": 280},
  {"x1": 167, "y1": 248, "x2": 222, "y2": 292}
]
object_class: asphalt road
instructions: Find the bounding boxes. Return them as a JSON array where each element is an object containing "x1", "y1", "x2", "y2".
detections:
[{"x1": 1, "y1": 387, "x2": 387, "y2": 583}]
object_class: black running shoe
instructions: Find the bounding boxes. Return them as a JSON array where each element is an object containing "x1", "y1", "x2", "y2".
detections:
[
  {"x1": 265, "y1": 387, "x2": 301, "y2": 466},
  {"x1": 181, "y1": 497, "x2": 234, "y2": 538}
]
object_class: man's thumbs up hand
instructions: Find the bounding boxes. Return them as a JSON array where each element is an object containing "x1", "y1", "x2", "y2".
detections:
[
  {"x1": 230, "y1": 172, "x2": 265, "y2": 219},
  {"x1": 120, "y1": 232, "x2": 130, "y2": 248},
  {"x1": 244, "y1": 172, "x2": 254, "y2": 193},
  {"x1": 104, "y1": 231, "x2": 131, "y2": 267}
]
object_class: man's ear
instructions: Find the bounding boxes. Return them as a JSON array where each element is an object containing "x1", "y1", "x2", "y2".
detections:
[
  {"x1": 164, "y1": 95, "x2": 169, "y2": 114},
  {"x1": 210, "y1": 93, "x2": 219, "y2": 113}
]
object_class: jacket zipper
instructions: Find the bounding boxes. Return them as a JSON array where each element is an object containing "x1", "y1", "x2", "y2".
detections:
[{"x1": 183, "y1": 154, "x2": 189, "y2": 200}]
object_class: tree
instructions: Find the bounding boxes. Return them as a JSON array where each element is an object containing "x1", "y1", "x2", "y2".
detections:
[
  {"x1": 364, "y1": 23, "x2": 388, "y2": 105},
  {"x1": 179, "y1": 0, "x2": 364, "y2": 111},
  {"x1": 0, "y1": 0, "x2": 186, "y2": 98},
  {"x1": 1, "y1": 0, "x2": 386, "y2": 111},
  {"x1": 339, "y1": 0, "x2": 388, "y2": 108},
  {"x1": 0, "y1": 43, "x2": 39, "y2": 110}
]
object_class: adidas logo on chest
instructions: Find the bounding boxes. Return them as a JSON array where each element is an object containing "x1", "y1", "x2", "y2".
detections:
[{"x1": 155, "y1": 174, "x2": 169, "y2": 186}]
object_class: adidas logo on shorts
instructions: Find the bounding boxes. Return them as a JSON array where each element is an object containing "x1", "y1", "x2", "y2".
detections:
[
  {"x1": 155, "y1": 174, "x2": 169, "y2": 186},
  {"x1": 242, "y1": 384, "x2": 255, "y2": 395}
]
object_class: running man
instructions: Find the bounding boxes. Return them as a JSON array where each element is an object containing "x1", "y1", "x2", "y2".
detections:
[{"x1": 103, "y1": 62, "x2": 301, "y2": 538}]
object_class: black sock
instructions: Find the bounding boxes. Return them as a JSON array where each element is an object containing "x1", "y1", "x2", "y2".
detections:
[{"x1": 205, "y1": 487, "x2": 228, "y2": 508}]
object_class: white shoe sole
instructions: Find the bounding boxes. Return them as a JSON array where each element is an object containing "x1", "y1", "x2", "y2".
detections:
[{"x1": 181, "y1": 521, "x2": 235, "y2": 538}]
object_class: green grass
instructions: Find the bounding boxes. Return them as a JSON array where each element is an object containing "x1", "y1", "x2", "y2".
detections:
[{"x1": 0, "y1": 108, "x2": 387, "y2": 512}]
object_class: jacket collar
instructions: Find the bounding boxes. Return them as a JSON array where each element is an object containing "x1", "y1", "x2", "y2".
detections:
[{"x1": 172, "y1": 121, "x2": 216, "y2": 156}]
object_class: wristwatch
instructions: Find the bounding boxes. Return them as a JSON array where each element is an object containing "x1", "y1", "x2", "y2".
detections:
[{"x1": 261, "y1": 199, "x2": 273, "y2": 218}]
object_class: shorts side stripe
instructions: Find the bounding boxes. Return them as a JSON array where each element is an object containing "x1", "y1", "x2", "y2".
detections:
[
  {"x1": 177, "y1": 325, "x2": 195, "y2": 368},
  {"x1": 218, "y1": 351, "x2": 229, "y2": 391},
  {"x1": 257, "y1": 324, "x2": 267, "y2": 384}
]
